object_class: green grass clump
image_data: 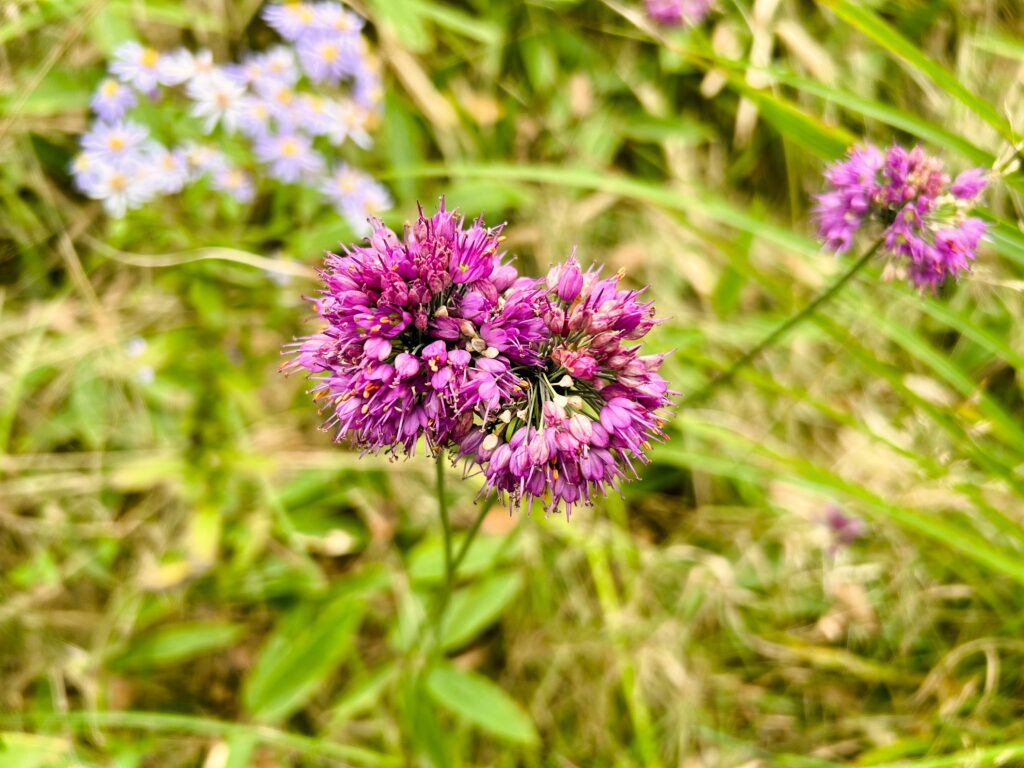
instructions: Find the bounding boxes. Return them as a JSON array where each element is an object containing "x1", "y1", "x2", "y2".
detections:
[{"x1": 2, "y1": 0, "x2": 1024, "y2": 765}]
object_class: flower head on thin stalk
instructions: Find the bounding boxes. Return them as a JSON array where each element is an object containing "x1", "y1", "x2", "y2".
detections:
[
  {"x1": 815, "y1": 143, "x2": 988, "y2": 290},
  {"x1": 458, "y1": 252, "x2": 673, "y2": 518},
  {"x1": 283, "y1": 200, "x2": 541, "y2": 457}
]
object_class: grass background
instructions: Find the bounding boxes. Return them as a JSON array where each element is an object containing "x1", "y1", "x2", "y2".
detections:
[{"x1": 3, "y1": 0, "x2": 1024, "y2": 765}]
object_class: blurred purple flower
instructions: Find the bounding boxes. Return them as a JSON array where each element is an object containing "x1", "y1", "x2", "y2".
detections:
[
  {"x1": 645, "y1": 0, "x2": 712, "y2": 26},
  {"x1": 815, "y1": 143, "x2": 988, "y2": 290},
  {"x1": 821, "y1": 504, "x2": 865, "y2": 552}
]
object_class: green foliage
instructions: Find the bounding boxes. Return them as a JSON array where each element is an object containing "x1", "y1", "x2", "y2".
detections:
[{"x1": 2, "y1": 0, "x2": 1024, "y2": 765}]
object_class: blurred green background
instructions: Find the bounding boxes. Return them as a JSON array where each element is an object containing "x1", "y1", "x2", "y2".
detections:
[{"x1": 4, "y1": 0, "x2": 1024, "y2": 765}]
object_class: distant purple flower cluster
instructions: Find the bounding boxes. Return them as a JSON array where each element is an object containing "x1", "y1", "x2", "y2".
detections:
[
  {"x1": 816, "y1": 144, "x2": 988, "y2": 289},
  {"x1": 285, "y1": 201, "x2": 673, "y2": 517},
  {"x1": 644, "y1": 0, "x2": 712, "y2": 26},
  {"x1": 71, "y1": 2, "x2": 389, "y2": 230}
]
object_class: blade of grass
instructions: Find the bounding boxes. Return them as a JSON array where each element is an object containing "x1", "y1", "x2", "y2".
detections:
[{"x1": 816, "y1": 0, "x2": 1013, "y2": 141}]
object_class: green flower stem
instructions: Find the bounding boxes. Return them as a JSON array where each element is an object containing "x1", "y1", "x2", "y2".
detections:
[
  {"x1": 435, "y1": 450, "x2": 454, "y2": 594},
  {"x1": 686, "y1": 238, "x2": 883, "y2": 407},
  {"x1": 430, "y1": 454, "x2": 494, "y2": 647}
]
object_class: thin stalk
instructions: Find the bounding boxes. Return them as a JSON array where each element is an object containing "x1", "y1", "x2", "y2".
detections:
[
  {"x1": 435, "y1": 451, "x2": 453, "y2": 594},
  {"x1": 686, "y1": 239, "x2": 882, "y2": 407},
  {"x1": 430, "y1": 497, "x2": 494, "y2": 648}
]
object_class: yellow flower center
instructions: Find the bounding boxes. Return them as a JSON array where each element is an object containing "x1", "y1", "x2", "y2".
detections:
[
  {"x1": 101, "y1": 79, "x2": 119, "y2": 97},
  {"x1": 109, "y1": 173, "x2": 128, "y2": 192},
  {"x1": 338, "y1": 174, "x2": 357, "y2": 193},
  {"x1": 280, "y1": 138, "x2": 299, "y2": 157},
  {"x1": 320, "y1": 43, "x2": 339, "y2": 62},
  {"x1": 108, "y1": 135, "x2": 126, "y2": 151},
  {"x1": 141, "y1": 48, "x2": 159, "y2": 68}
]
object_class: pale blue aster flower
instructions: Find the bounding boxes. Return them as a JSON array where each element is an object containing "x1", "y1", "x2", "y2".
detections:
[
  {"x1": 180, "y1": 141, "x2": 229, "y2": 181},
  {"x1": 91, "y1": 77, "x2": 136, "y2": 122},
  {"x1": 142, "y1": 143, "x2": 189, "y2": 195},
  {"x1": 296, "y1": 32, "x2": 358, "y2": 84},
  {"x1": 186, "y1": 69, "x2": 246, "y2": 133},
  {"x1": 235, "y1": 95, "x2": 274, "y2": 138},
  {"x1": 262, "y1": 2, "x2": 319, "y2": 41},
  {"x1": 79, "y1": 119, "x2": 149, "y2": 165},
  {"x1": 77, "y1": 156, "x2": 158, "y2": 217},
  {"x1": 212, "y1": 166, "x2": 256, "y2": 203},
  {"x1": 254, "y1": 132, "x2": 323, "y2": 183},
  {"x1": 109, "y1": 41, "x2": 167, "y2": 92},
  {"x1": 312, "y1": 2, "x2": 364, "y2": 36},
  {"x1": 322, "y1": 100, "x2": 372, "y2": 147}
]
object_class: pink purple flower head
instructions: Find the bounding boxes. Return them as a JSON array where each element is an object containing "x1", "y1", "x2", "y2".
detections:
[
  {"x1": 286, "y1": 203, "x2": 673, "y2": 517},
  {"x1": 283, "y1": 200, "x2": 536, "y2": 457},
  {"x1": 815, "y1": 143, "x2": 989, "y2": 290},
  {"x1": 644, "y1": 0, "x2": 712, "y2": 26},
  {"x1": 458, "y1": 253, "x2": 673, "y2": 518}
]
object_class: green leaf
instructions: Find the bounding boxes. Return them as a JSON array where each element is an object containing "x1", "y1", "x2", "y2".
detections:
[
  {"x1": 817, "y1": 0, "x2": 1012, "y2": 140},
  {"x1": 426, "y1": 663, "x2": 539, "y2": 746},
  {"x1": 328, "y1": 663, "x2": 399, "y2": 726},
  {"x1": 242, "y1": 568, "x2": 387, "y2": 722},
  {"x1": 408, "y1": 534, "x2": 516, "y2": 584},
  {"x1": 110, "y1": 622, "x2": 242, "y2": 671},
  {"x1": 440, "y1": 570, "x2": 523, "y2": 650}
]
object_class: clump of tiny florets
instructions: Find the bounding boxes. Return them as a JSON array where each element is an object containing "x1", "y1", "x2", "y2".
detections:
[
  {"x1": 284, "y1": 201, "x2": 546, "y2": 457},
  {"x1": 815, "y1": 143, "x2": 988, "y2": 290},
  {"x1": 458, "y1": 251, "x2": 673, "y2": 518}
]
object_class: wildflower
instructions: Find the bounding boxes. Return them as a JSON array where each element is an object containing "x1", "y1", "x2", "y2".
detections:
[
  {"x1": 262, "y1": 2, "x2": 319, "y2": 41},
  {"x1": 254, "y1": 80, "x2": 302, "y2": 128},
  {"x1": 212, "y1": 166, "x2": 256, "y2": 203},
  {"x1": 262, "y1": 45, "x2": 302, "y2": 86},
  {"x1": 254, "y1": 132, "x2": 323, "y2": 182},
  {"x1": 143, "y1": 144, "x2": 189, "y2": 195},
  {"x1": 91, "y1": 78, "x2": 136, "y2": 122},
  {"x1": 644, "y1": 0, "x2": 712, "y2": 26},
  {"x1": 460, "y1": 253, "x2": 672, "y2": 517},
  {"x1": 296, "y1": 32, "x2": 358, "y2": 84},
  {"x1": 815, "y1": 143, "x2": 988, "y2": 289},
  {"x1": 283, "y1": 201, "x2": 531, "y2": 457},
  {"x1": 180, "y1": 141, "x2": 229, "y2": 180},
  {"x1": 186, "y1": 69, "x2": 246, "y2": 133},
  {"x1": 820, "y1": 504, "x2": 865, "y2": 553},
  {"x1": 160, "y1": 47, "x2": 214, "y2": 86},
  {"x1": 320, "y1": 164, "x2": 391, "y2": 231},
  {"x1": 313, "y1": 2, "x2": 364, "y2": 36},
  {"x1": 322, "y1": 100, "x2": 373, "y2": 148},
  {"x1": 235, "y1": 95, "x2": 274, "y2": 138},
  {"x1": 109, "y1": 41, "x2": 167, "y2": 92},
  {"x1": 77, "y1": 158, "x2": 157, "y2": 217},
  {"x1": 79, "y1": 119, "x2": 149, "y2": 164}
]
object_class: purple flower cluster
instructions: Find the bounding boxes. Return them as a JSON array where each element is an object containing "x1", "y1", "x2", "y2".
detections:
[
  {"x1": 644, "y1": 0, "x2": 713, "y2": 26},
  {"x1": 816, "y1": 144, "x2": 988, "y2": 289},
  {"x1": 286, "y1": 202, "x2": 673, "y2": 517},
  {"x1": 71, "y1": 2, "x2": 389, "y2": 230}
]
